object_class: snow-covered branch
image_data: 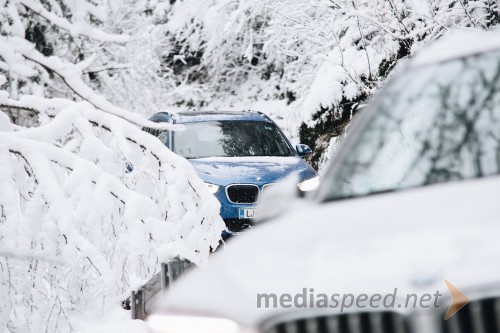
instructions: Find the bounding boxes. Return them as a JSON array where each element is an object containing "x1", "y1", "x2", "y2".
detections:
[
  {"x1": 19, "y1": 0, "x2": 130, "y2": 43},
  {"x1": 1, "y1": 36, "x2": 181, "y2": 130}
]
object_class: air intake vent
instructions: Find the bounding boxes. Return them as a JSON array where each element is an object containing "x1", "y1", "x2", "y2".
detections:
[
  {"x1": 226, "y1": 185, "x2": 259, "y2": 204},
  {"x1": 266, "y1": 312, "x2": 409, "y2": 333},
  {"x1": 442, "y1": 297, "x2": 500, "y2": 333}
]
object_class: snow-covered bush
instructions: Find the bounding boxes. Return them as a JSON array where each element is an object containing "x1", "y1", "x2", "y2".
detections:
[
  {"x1": 0, "y1": 96, "x2": 225, "y2": 331},
  {"x1": 0, "y1": 1, "x2": 225, "y2": 332},
  {"x1": 0, "y1": 97, "x2": 224, "y2": 332}
]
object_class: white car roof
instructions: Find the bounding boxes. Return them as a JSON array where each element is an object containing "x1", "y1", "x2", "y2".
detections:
[{"x1": 411, "y1": 29, "x2": 500, "y2": 67}]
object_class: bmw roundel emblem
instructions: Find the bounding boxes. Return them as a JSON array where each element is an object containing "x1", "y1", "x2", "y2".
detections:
[{"x1": 255, "y1": 176, "x2": 263, "y2": 181}]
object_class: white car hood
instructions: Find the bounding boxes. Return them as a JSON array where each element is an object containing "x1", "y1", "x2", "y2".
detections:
[{"x1": 154, "y1": 177, "x2": 500, "y2": 327}]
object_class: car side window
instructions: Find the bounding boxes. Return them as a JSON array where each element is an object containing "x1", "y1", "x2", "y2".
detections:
[
  {"x1": 157, "y1": 130, "x2": 169, "y2": 147},
  {"x1": 143, "y1": 127, "x2": 169, "y2": 147}
]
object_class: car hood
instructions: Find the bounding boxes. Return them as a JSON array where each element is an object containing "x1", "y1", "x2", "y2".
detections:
[
  {"x1": 153, "y1": 177, "x2": 500, "y2": 327},
  {"x1": 188, "y1": 156, "x2": 316, "y2": 185}
]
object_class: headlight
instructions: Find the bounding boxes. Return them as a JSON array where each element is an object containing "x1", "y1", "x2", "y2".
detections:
[
  {"x1": 205, "y1": 182, "x2": 220, "y2": 194},
  {"x1": 297, "y1": 176, "x2": 319, "y2": 192},
  {"x1": 148, "y1": 315, "x2": 253, "y2": 333}
]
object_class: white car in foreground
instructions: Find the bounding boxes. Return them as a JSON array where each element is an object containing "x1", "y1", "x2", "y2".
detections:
[{"x1": 147, "y1": 31, "x2": 500, "y2": 333}]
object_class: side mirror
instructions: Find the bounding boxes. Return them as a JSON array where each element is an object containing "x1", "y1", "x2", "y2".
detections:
[
  {"x1": 256, "y1": 174, "x2": 302, "y2": 224},
  {"x1": 296, "y1": 144, "x2": 312, "y2": 157}
]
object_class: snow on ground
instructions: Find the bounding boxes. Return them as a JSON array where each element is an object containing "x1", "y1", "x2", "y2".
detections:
[{"x1": 73, "y1": 307, "x2": 148, "y2": 333}]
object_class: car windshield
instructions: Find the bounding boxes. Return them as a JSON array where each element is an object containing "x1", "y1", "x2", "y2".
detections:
[
  {"x1": 173, "y1": 120, "x2": 293, "y2": 159},
  {"x1": 320, "y1": 49, "x2": 500, "y2": 201}
]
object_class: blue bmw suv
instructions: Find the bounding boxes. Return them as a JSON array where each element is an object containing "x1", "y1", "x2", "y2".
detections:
[{"x1": 144, "y1": 111, "x2": 318, "y2": 231}]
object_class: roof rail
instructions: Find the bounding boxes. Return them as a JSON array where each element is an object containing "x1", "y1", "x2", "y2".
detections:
[{"x1": 242, "y1": 109, "x2": 268, "y2": 118}]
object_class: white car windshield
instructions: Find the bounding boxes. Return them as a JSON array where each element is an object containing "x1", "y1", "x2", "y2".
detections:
[
  {"x1": 173, "y1": 120, "x2": 294, "y2": 159},
  {"x1": 321, "y1": 49, "x2": 500, "y2": 201}
]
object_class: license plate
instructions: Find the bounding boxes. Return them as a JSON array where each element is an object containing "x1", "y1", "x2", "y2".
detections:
[{"x1": 239, "y1": 208, "x2": 256, "y2": 219}]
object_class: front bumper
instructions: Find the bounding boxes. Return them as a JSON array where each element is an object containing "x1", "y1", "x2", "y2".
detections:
[{"x1": 223, "y1": 218, "x2": 253, "y2": 232}]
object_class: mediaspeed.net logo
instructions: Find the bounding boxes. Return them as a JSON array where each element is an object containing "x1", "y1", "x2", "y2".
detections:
[{"x1": 256, "y1": 280, "x2": 470, "y2": 320}]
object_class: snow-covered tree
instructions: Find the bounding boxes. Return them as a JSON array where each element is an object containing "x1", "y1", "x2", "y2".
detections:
[
  {"x1": 97, "y1": 0, "x2": 499, "y2": 168},
  {"x1": 0, "y1": 1, "x2": 225, "y2": 332}
]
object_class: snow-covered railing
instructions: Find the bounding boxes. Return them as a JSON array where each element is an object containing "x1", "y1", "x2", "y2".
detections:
[{"x1": 127, "y1": 259, "x2": 193, "y2": 320}]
